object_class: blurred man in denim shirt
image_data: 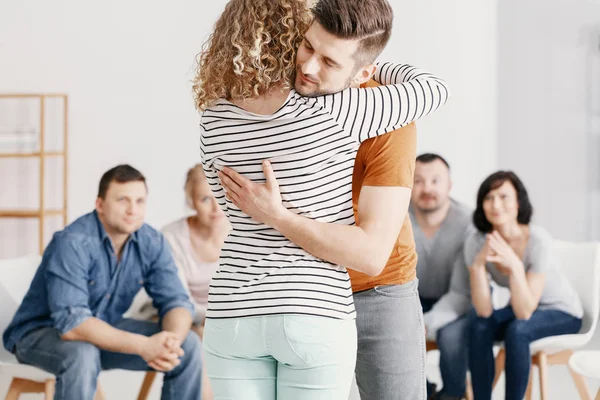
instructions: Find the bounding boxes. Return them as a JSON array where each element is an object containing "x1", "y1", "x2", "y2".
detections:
[{"x1": 3, "y1": 164, "x2": 202, "y2": 400}]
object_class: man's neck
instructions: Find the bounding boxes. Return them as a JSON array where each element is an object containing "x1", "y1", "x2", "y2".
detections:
[
  {"x1": 108, "y1": 234, "x2": 129, "y2": 258},
  {"x1": 98, "y1": 215, "x2": 130, "y2": 258},
  {"x1": 413, "y1": 200, "x2": 452, "y2": 238}
]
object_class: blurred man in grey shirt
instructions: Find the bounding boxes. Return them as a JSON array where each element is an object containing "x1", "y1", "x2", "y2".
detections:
[{"x1": 409, "y1": 153, "x2": 472, "y2": 400}]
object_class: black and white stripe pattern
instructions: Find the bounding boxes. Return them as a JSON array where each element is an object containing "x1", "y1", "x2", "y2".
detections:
[{"x1": 201, "y1": 62, "x2": 450, "y2": 320}]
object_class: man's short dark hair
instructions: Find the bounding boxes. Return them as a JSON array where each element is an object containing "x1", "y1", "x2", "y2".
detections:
[
  {"x1": 311, "y1": 0, "x2": 393, "y2": 66},
  {"x1": 473, "y1": 171, "x2": 533, "y2": 233},
  {"x1": 416, "y1": 153, "x2": 450, "y2": 170},
  {"x1": 97, "y1": 164, "x2": 146, "y2": 199}
]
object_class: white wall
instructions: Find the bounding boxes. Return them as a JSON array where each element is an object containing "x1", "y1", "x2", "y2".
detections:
[
  {"x1": 0, "y1": 0, "x2": 222, "y2": 257},
  {"x1": 380, "y1": 0, "x2": 499, "y2": 209},
  {"x1": 497, "y1": 0, "x2": 600, "y2": 241}
]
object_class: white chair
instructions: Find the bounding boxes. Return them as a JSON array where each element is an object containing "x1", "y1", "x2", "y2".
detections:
[
  {"x1": 569, "y1": 350, "x2": 600, "y2": 400},
  {"x1": 493, "y1": 240, "x2": 600, "y2": 400},
  {"x1": 0, "y1": 255, "x2": 55, "y2": 399},
  {"x1": 0, "y1": 255, "x2": 106, "y2": 400}
]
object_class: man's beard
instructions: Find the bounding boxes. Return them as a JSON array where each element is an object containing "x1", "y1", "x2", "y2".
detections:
[
  {"x1": 293, "y1": 67, "x2": 353, "y2": 97},
  {"x1": 415, "y1": 198, "x2": 443, "y2": 214},
  {"x1": 417, "y1": 204, "x2": 443, "y2": 214}
]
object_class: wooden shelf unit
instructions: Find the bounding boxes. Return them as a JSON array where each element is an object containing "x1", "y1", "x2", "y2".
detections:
[{"x1": 0, "y1": 93, "x2": 68, "y2": 254}]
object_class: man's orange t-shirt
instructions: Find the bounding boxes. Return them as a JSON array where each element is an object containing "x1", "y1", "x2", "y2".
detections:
[{"x1": 348, "y1": 82, "x2": 418, "y2": 292}]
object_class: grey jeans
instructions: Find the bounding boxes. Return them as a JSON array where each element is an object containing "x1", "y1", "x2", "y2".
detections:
[{"x1": 354, "y1": 279, "x2": 426, "y2": 400}]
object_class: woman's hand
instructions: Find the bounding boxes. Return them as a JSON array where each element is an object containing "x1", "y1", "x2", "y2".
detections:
[
  {"x1": 471, "y1": 240, "x2": 490, "y2": 271},
  {"x1": 469, "y1": 238, "x2": 494, "y2": 317},
  {"x1": 485, "y1": 231, "x2": 524, "y2": 276}
]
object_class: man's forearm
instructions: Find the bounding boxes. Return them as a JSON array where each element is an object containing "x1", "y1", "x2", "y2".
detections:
[
  {"x1": 61, "y1": 317, "x2": 147, "y2": 355},
  {"x1": 272, "y1": 210, "x2": 390, "y2": 276},
  {"x1": 220, "y1": 162, "x2": 407, "y2": 275},
  {"x1": 162, "y1": 307, "x2": 193, "y2": 342}
]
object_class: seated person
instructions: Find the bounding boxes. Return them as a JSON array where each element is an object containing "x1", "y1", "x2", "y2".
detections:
[
  {"x1": 133, "y1": 164, "x2": 229, "y2": 400},
  {"x1": 136, "y1": 164, "x2": 230, "y2": 337},
  {"x1": 2, "y1": 164, "x2": 202, "y2": 400},
  {"x1": 409, "y1": 153, "x2": 473, "y2": 400},
  {"x1": 466, "y1": 171, "x2": 583, "y2": 400}
]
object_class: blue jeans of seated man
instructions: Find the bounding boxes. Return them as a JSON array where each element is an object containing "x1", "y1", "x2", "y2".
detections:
[
  {"x1": 469, "y1": 306, "x2": 582, "y2": 400},
  {"x1": 354, "y1": 280, "x2": 426, "y2": 400},
  {"x1": 14, "y1": 318, "x2": 202, "y2": 400},
  {"x1": 421, "y1": 297, "x2": 470, "y2": 398},
  {"x1": 203, "y1": 315, "x2": 357, "y2": 400}
]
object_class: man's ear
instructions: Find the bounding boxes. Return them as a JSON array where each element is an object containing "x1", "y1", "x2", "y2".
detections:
[
  {"x1": 95, "y1": 197, "x2": 103, "y2": 214},
  {"x1": 352, "y1": 64, "x2": 377, "y2": 86}
]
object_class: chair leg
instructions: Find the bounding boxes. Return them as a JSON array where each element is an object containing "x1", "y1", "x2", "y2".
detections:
[
  {"x1": 5, "y1": 377, "x2": 46, "y2": 400},
  {"x1": 94, "y1": 383, "x2": 106, "y2": 400},
  {"x1": 537, "y1": 352, "x2": 549, "y2": 400},
  {"x1": 568, "y1": 364, "x2": 592, "y2": 400},
  {"x1": 525, "y1": 367, "x2": 533, "y2": 400},
  {"x1": 5, "y1": 378, "x2": 22, "y2": 400},
  {"x1": 44, "y1": 379, "x2": 55, "y2": 400},
  {"x1": 138, "y1": 371, "x2": 158, "y2": 400},
  {"x1": 465, "y1": 373, "x2": 474, "y2": 400},
  {"x1": 426, "y1": 340, "x2": 438, "y2": 352},
  {"x1": 492, "y1": 348, "x2": 506, "y2": 389}
]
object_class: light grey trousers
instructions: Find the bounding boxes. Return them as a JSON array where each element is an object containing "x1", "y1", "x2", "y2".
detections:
[{"x1": 353, "y1": 279, "x2": 427, "y2": 400}]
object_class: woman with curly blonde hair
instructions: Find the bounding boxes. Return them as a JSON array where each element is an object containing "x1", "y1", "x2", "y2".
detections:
[{"x1": 195, "y1": 0, "x2": 450, "y2": 398}]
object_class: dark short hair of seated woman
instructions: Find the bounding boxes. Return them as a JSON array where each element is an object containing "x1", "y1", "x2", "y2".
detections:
[
  {"x1": 464, "y1": 170, "x2": 583, "y2": 400},
  {"x1": 472, "y1": 170, "x2": 533, "y2": 233}
]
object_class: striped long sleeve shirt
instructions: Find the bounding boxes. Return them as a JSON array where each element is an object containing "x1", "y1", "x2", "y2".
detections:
[{"x1": 200, "y1": 62, "x2": 450, "y2": 320}]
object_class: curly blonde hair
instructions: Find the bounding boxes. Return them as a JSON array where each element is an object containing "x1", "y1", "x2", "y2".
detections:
[{"x1": 192, "y1": 0, "x2": 312, "y2": 111}]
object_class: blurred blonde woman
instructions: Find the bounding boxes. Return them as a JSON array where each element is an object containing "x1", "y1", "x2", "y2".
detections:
[
  {"x1": 195, "y1": 0, "x2": 449, "y2": 398},
  {"x1": 135, "y1": 164, "x2": 229, "y2": 400},
  {"x1": 161, "y1": 164, "x2": 230, "y2": 335}
]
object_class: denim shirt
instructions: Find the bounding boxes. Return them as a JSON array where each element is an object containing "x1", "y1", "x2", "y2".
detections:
[{"x1": 3, "y1": 211, "x2": 194, "y2": 352}]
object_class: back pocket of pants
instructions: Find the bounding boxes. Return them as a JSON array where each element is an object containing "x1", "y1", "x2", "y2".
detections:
[{"x1": 283, "y1": 316, "x2": 352, "y2": 366}]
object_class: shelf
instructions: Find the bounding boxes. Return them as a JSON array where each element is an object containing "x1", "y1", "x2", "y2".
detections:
[
  {"x1": 0, "y1": 209, "x2": 65, "y2": 218},
  {"x1": 0, "y1": 92, "x2": 69, "y2": 254},
  {"x1": 0, "y1": 94, "x2": 68, "y2": 99},
  {"x1": 0, "y1": 152, "x2": 65, "y2": 158}
]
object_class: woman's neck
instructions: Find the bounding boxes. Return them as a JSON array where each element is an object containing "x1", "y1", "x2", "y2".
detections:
[
  {"x1": 188, "y1": 215, "x2": 215, "y2": 241},
  {"x1": 187, "y1": 215, "x2": 222, "y2": 263},
  {"x1": 230, "y1": 84, "x2": 290, "y2": 115},
  {"x1": 493, "y1": 220, "x2": 526, "y2": 241}
]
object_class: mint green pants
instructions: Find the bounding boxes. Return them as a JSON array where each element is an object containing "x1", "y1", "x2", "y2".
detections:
[{"x1": 203, "y1": 315, "x2": 357, "y2": 400}]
